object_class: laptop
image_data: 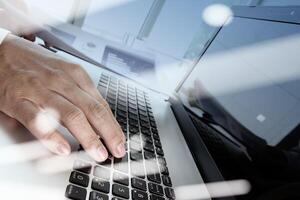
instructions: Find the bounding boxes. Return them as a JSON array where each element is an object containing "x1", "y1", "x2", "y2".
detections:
[{"x1": 1, "y1": 5, "x2": 300, "y2": 200}]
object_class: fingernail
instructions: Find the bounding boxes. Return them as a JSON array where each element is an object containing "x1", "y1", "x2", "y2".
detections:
[
  {"x1": 97, "y1": 147, "x2": 108, "y2": 161},
  {"x1": 57, "y1": 143, "x2": 70, "y2": 156},
  {"x1": 117, "y1": 143, "x2": 125, "y2": 157}
]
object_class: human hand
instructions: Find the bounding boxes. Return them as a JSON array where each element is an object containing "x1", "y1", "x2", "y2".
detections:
[{"x1": 0, "y1": 34, "x2": 126, "y2": 161}]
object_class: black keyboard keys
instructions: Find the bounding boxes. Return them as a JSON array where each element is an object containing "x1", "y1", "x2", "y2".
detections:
[
  {"x1": 156, "y1": 147, "x2": 164, "y2": 156},
  {"x1": 130, "y1": 151, "x2": 143, "y2": 161},
  {"x1": 147, "y1": 173, "x2": 161, "y2": 184},
  {"x1": 67, "y1": 74, "x2": 176, "y2": 200},
  {"x1": 150, "y1": 195, "x2": 165, "y2": 200},
  {"x1": 165, "y1": 187, "x2": 175, "y2": 199},
  {"x1": 69, "y1": 171, "x2": 89, "y2": 187},
  {"x1": 112, "y1": 184, "x2": 129, "y2": 199},
  {"x1": 65, "y1": 184, "x2": 87, "y2": 200},
  {"x1": 113, "y1": 172, "x2": 129, "y2": 186},
  {"x1": 148, "y1": 182, "x2": 164, "y2": 196},
  {"x1": 153, "y1": 140, "x2": 162, "y2": 148},
  {"x1": 73, "y1": 160, "x2": 92, "y2": 174},
  {"x1": 89, "y1": 191, "x2": 108, "y2": 200},
  {"x1": 114, "y1": 153, "x2": 129, "y2": 173},
  {"x1": 131, "y1": 177, "x2": 147, "y2": 191},
  {"x1": 132, "y1": 189, "x2": 148, "y2": 200},
  {"x1": 162, "y1": 175, "x2": 172, "y2": 187},
  {"x1": 112, "y1": 197, "x2": 126, "y2": 200},
  {"x1": 91, "y1": 177, "x2": 110, "y2": 194},
  {"x1": 144, "y1": 151, "x2": 155, "y2": 160},
  {"x1": 143, "y1": 143, "x2": 155, "y2": 153}
]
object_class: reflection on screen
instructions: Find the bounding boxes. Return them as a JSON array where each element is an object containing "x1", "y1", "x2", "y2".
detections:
[{"x1": 179, "y1": 17, "x2": 300, "y2": 146}]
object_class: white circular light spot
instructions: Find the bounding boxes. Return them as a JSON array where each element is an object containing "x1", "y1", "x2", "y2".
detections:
[
  {"x1": 34, "y1": 108, "x2": 60, "y2": 135},
  {"x1": 202, "y1": 4, "x2": 233, "y2": 27}
]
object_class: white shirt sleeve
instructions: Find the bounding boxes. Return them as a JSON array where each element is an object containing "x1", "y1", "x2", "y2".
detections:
[{"x1": 0, "y1": 27, "x2": 10, "y2": 45}]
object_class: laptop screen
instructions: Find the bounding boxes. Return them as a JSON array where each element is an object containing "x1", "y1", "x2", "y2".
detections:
[{"x1": 178, "y1": 16, "x2": 300, "y2": 147}]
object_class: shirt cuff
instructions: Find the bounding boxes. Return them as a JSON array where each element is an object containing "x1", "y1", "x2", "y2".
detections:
[{"x1": 0, "y1": 27, "x2": 11, "y2": 45}]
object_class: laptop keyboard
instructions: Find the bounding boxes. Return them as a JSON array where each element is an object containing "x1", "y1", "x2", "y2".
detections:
[{"x1": 65, "y1": 73, "x2": 175, "y2": 200}]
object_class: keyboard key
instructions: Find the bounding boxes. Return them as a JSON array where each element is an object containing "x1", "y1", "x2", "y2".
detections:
[
  {"x1": 143, "y1": 143, "x2": 155, "y2": 153},
  {"x1": 129, "y1": 119, "x2": 139, "y2": 128},
  {"x1": 69, "y1": 171, "x2": 89, "y2": 187},
  {"x1": 130, "y1": 133, "x2": 141, "y2": 143},
  {"x1": 131, "y1": 177, "x2": 147, "y2": 191},
  {"x1": 141, "y1": 135, "x2": 153, "y2": 144},
  {"x1": 165, "y1": 188, "x2": 175, "y2": 199},
  {"x1": 144, "y1": 151, "x2": 155, "y2": 160},
  {"x1": 129, "y1": 113, "x2": 138, "y2": 121},
  {"x1": 132, "y1": 189, "x2": 148, "y2": 200},
  {"x1": 160, "y1": 166, "x2": 169, "y2": 175},
  {"x1": 139, "y1": 115, "x2": 148, "y2": 122},
  {"x1": 112, "y1": 197, "x2": 126, "y2": 200},
  {"x1": 73, "y1": 160, "x2": 92, "y2": 174},
  {"x1": 162, "y1": 175, "x2": 172, "y2": 187},
  {"x1": 150, "y1": 195, "x2": 165, "y2": 200},
  {"x1": 89, "y1": 191, "x2": 108, "y2": 200},
  {"x1": 141, "y1": 128, "x2": 151, "y2": 136},
  {"x1": 129, "y1": 126, "x2": 139, "y2": 134},
  {"x1": 130, "y1": 141, "x2": 142, "y2": 152},
  {"x1": 94, "y1": 166, "x2": 111, "y2": 180},
  {"x1": 98, "y1": 86, "x2": 107, "y2": 97},
  {"x1": 112, "y1": 184, "x2": 129, "y2": 199},
  {"x1": 114, "y1": 153, "x2": 129, "y2": 173},
  {"x1": 130, "y1": 151, "x2": 143, "y2": 161},
  {"x1": 147, "y1": 173, "x2": 161, "y2": 184},
  {"x1": 153, "y1": 140, "x2": 161, "y2": 148},
  {"x1": 155, "y1": 147, "x2": 164, "y2": 156},
  {"x1": 97, "y1": 158, "x2": 112, "y2": 167},
  {"x1": 113, "y1": 172, "x2": 129, "y2": 186},
  {"x1": 131, "y1": 161, "x2": 145, "y2": 179},
  {"x1": 150, "y1": 121, "x2": 157, "y2": 128},
  {"x1": 152, "y1": 133, "x2": 160, "y2": 140},
  {"x1": 151, "y1": 128, "x2": 158, "y2": 134},
  {"x1": 117, "y1": 116, "x2": 127, "y2": 124},
  {"x1": 140, "y1": 121, "x2": 150, "y2": 129},
  {"x1": 65, "y1": 184, "x2": 87, "y2": 200},
  {"x1": 91, "y1": 178, "x2": 110, "y2": 194},
  {"x1": 148, "y1": 183, "x2": 164, "y2": 196}
]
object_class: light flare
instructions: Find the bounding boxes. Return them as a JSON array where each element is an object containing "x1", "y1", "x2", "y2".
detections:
[{"x1": 202, "y1": 4, "x2": 233, "y2": 27}]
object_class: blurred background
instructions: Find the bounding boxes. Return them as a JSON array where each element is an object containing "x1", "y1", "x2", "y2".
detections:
[{"x1": 25, "y1": 0, "x2": 300, "y2": 94}]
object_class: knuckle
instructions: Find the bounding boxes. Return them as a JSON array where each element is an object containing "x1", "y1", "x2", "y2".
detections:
[
  {"x1": 64, "y1": 108, "x2": 85, "y2": 124},
  {"x1": 26, "y1": 75, "x2": 41, "y2": 87},
  {"x1": 102, "y1": 101, "x2": 110, "y2": 110},
  {"x1": 61, "y1": 83, "x2": 76, "y2": 94},
  {"x1": 70, "y1": 64, "x2": 83, "y2": 76},
  {"x1": 48, "y1": 69, "x2": 65, "y2": 81},
  {"x1": 89, "y1": 103, "x2": 107, "y2": 118}
]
